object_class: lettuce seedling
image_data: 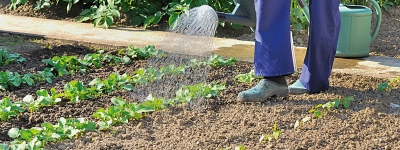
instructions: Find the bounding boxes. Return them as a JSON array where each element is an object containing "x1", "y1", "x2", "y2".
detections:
[
  {"x1": 0, "y1": 49, "x2": 26, "y2": 66},
  {"x1": 0, "y1": 97, "x2": 25, "y2": 121}
]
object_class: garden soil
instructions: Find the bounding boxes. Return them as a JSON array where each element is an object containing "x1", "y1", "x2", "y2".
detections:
[{"x1": 0, "y1": 1, "x2": 400, "y2": 150}]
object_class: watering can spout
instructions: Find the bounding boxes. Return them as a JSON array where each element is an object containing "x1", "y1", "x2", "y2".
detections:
[
  {"x1": 216, "y1": 1, "x2": 256, "y2": 27},
  {"x1": 217, "y1": 12, "x2": 256, "y2": 27}
]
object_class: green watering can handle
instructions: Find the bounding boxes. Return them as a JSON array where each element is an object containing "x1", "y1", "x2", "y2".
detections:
[
  {"x1": 297, "y1": 0, "x2": 382, "y2": 42},
  {"x1": 368, "y1": 0, "x2": 382, "y2": 42}
]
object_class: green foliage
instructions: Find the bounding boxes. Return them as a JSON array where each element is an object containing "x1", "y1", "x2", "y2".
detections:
[
  {"x1": 76, "y1": 0, "x2": 121, "y2": 28},
  {"x1": 378, "y1": 76, "x2": 400, "y2": 92},
  {"x1": 290, "y1": 0, "x2": 309, "y2": 31},
  {"x1": 0, "y1": 71, "x2": 35, "y2": 91},
  {"x1": 309, "y1": 96, "x2": 354, "y2": 119},
  {"x1": 205, "y1": 55, "x2": 238, "y2": 67},
  {"x1": 234, "y1": 70, "x2": 263, "y2": 84},
  {"x1": 63, "y1": 80, "x2": 93, "y2": 102},
  {"x1": 22, "y1": 88, "x2": 63, "y2": 113},
  {"x1": 259, "y1": 123, "x2": 282, "y2": 143},
  {"x1": 89, "y1": 73, "x2": 135, "y2": 94},
  {"x1": 8, "y1": 0, "x2": 400, "y2": 30},
  {"x1": 0, "y1": 49, "x2": 26, "y2": 66},
  {"x1": 8, "y1": 117, "x2": 95, "y2": 149},
  {"x1": 0, "y1": 97, "x2": 25, "y2": 121},
  {"x1": 118, "y1": 45, "x2": 164, "y2": 60}
]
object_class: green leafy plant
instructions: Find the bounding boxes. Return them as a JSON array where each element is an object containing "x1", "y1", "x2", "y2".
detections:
[
  {"x1": 0, "y1": 71, "x2": 35, "y2": 91},
  {"x1": 234, "y1": 70, "x2": 263, "y2": 84},
  {"x1": 8, "y1": 117, "x2": 95, "y2": 149},
  {"x1": 93, "y1": 97, "x2": 155, "y2": 130},
  {"x1": 309, "y1": 96, "x2": 354, "y2": 118},
  {"x1": 0, "y1": 97, "x2": 25, "y2": 121},
  {"x1": 308, "y1": 101, "x2": 335, "y2": 119},
  {"x1": 89, "y1": 73, "x2": 135, "y2": 94},
  {"x1": 333, "y1": 96, "x2": 355, "y2": 109},
  {"x1": 119, "y1": 45, "x2": 164, "y2": 60},
  {"x1": 259, "y1": 123, "x2": 282, "y2": 143},
  {"x1": 36, "y1": 68, "x2": 54, "y2": 84},
  {"x1": 205, "y1": 55, "x2": 238, "y2": 67},
  {"x1": 76, "y1": 0, "x2": 121, "y2": 29},
  {"x1": 293, "y1": 116, "x2": 311, "y2": 130},
  {"x1": 63, "y1": 80, "x2": 93, "y2": 102},
  {"x1": 377, "y1": 81, "x2": 392, "y2": 92},
  {"x1": 378, "y1": 76, "x2": 400, "y2": 92},
  {"x1": 0, "y1": 49, "x2": 26, "y2": 66}
]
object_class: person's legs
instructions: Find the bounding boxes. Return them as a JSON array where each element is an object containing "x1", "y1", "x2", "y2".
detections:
[
  {"x1": 289, "y1": 0, "x2": 341, "y2": 94},
  {"x1": 238, "y1": 0, "x2": 293, "y2": 102}
]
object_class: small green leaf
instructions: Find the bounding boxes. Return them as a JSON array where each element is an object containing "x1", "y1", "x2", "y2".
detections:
[
  {"x1": 20, "y1": 129, "x2": 33, "y2": 141},
  {"x1": 111, "y1": 97, "x2": 126, "y2": 106},
  {"x1": 8, "y1": 128, "x2": 19, "y2": 138},
  {"x1": 0, "y1": 144, "x2": 9, "y2": 150}
]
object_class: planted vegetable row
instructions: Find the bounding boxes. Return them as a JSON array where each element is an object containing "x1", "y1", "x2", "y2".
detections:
[
  {"x1": 0, "y1": 54, "x2": 237, "y2": 121},
  {"x1": 2, "y1": 82, "x2": 226, "y2": 150},
  {"x1": 0, "y1": 45, "x2": 164, "y2": 91},
  {"x1": 0, "y1": 64, "x2": 187, "y2": 121}
]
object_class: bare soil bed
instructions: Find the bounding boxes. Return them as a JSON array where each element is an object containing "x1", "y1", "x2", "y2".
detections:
[{"x1": 0, "y1": 1, "x2": 400, "y2": 150}]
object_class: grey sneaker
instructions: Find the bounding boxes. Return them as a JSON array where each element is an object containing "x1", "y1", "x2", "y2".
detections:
[
  {"x1": 288, "y1": 80, "x2": 309, "y2": 94},
  {"x1": 237, "y1": 79, "x2": 288, "y2": 102}
]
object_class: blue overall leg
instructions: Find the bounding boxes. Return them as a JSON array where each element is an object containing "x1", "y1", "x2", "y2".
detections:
[
  {"x1": 299, "y1": 0, "x2": 341, "y2": 93},
  {"x1": 254, "y1": 0, "x2": 293, "y2": 77}
]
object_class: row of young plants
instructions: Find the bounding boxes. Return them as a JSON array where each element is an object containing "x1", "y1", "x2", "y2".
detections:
[
  {"x1": 0, "y1": 82, "x2": 225, "y2": 150},
  {"x1": 0, "y1": 51, "x2": 237, "y2": 121},
  {"x1": 0, "y1": 45, "x2": 163, "y2": 91},
  {"x1": 0, "y1": 53, "x2": 232, "y2": 149}
]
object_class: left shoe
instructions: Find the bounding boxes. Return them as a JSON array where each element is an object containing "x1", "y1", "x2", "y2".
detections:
[{"x1": 237, "y1": 79, "x2": 288, "y2": 102}]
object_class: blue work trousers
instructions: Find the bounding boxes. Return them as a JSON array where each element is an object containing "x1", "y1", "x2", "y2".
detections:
[{"x1": 254, "y1": 0, "x2": 341, "y2": 93}]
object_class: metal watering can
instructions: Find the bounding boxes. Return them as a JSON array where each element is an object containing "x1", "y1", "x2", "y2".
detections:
[{"x1": 216, "y1": 0, "x2": 382, "y2": 58}]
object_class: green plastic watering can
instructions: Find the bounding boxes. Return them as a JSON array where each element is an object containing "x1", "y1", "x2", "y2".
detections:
[
  {"x1": 298, "y1": 0, "x2": 382, "y2": 58},
  {"x1": 217, "y1": 0, "x2": 382, "y2": 58}
]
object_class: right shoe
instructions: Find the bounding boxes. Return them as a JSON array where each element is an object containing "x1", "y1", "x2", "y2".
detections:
[
  {"x1": 237, "y1": 79, "x2": 288, "y2": 102},
  {"x1": 288, "y1": 80, "x2": 309, "y2": 94}
]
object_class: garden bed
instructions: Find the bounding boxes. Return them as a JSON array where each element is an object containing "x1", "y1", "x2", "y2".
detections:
[
  {"x1": 1, "y1": 1, "x2": 400, "y2": 149},
  {"x1": 0, "y1": 33, "x2": 400, "y2": 150}
]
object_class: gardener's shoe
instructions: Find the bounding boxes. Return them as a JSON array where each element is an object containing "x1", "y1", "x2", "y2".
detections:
[
  {"x1": 288, "y1": 80, "x2": 309, "y2": 94},
  {"x1": 237, "y1": 79, "x2": 288, "y2": 102}
]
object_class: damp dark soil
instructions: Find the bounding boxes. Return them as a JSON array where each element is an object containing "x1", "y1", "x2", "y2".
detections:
[
  {"x1": 0, "y1": 32, "x2": 400, "y2": 150},
  {"x1": 0, "y1": 1, "x2": 400, "y2": 149}
]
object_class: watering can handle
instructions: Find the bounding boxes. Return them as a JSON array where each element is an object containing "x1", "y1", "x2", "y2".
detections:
[
  {"x1": 368, "y1": 0, "x2": 382, "y2": 42},
  {"x1": 296, "y1": 0, "x2": 381, "y2": 42}
]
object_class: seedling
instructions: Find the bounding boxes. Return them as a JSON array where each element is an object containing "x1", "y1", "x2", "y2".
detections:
[
  {"x1": 308, "y1": 101, "x2": 335, "y2": 119},
  {"x1": 294, "y1": 117, "x2": 311, "y2": 130},
  {"x1": 0, "y1": 97, "x2": 25, "y2": 121},
  {"x1": 333, "y1": 96, "x2": 355, "y2": 109},
  {"x1": 234, "y1": 70, "x2": 263, "y2": 84},
  {"x1": 309, "y1": 96, "x2": 354, "y2": 118},
  {"x1": 63, "y1": 81, "x2": 93, "y2": 102},
  {"x1": 259, "y1": 123, "x2": 282, "y2": 143},
  {"x1": 0, "y1": 49, "x2": 26, "y2": 66},
  {"x1": 205, "y1": 55, "x2": 238, "y2": 67},
  {"x1": 377, "y1": 81, "x2": 392, "y2": 92}
]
